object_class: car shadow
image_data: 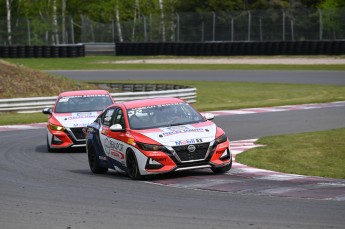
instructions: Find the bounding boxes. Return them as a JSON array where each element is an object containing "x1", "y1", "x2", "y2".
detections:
[
  {"x1": 69, "y1": 169, "x2": 130, "y2": 180},
  {"x1": 147, "y1": 169, "x2": 218, "y2": 181}
]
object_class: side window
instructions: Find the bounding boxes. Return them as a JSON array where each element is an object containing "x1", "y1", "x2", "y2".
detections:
[
  {"x1": 102, "y1": 108, "x2": 115, "y2": 127},
  {"x1": 113, "y1": 109, "x2": 126, "y2": 128}
]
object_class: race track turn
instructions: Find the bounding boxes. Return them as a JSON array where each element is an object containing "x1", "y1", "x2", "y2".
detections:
[{"x1": 1, "y1": 70, "x2": 345, "y2": 229}]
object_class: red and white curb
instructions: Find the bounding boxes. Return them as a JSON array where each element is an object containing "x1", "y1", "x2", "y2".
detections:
[
  {"x1": 208, "y1": 101, "x2": 345, "y2": 117},
  {"x1": 151, "y1": 139, "x2": 345, "y2": 201},
  {"x1": 0, "y1": 123, "x2": 46, "y2": 132}
]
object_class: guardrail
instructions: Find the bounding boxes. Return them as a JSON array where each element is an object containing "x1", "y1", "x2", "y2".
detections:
[{"x1": 0, "y1": 88, "x2": 197, "y2": 113}]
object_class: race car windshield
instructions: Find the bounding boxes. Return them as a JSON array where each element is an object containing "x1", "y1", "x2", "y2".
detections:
[
  {"x1": 54, "y1": 95, "x2": 113, "y2": 113},
  {"x1": 127, "y1": 102, "x2": 205, "y2": 130}
]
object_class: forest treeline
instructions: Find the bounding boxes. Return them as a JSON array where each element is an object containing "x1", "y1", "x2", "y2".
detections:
[
  {"x1": 2, "y1": 0, "x2": 345, "y2": 23},
  {"x1": 1, "y1": 0, "x2": 344, "y2": 45}
]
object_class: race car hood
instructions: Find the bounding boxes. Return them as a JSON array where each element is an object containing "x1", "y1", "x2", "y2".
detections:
[
  {"x1": 53, "y1": 112, "x2": 100, "y2": 128},
  {"x1": 137, "y1": 123, "x2": 217, "y2": 147}
]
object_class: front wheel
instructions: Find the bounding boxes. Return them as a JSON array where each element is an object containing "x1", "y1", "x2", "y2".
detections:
[
  {"x1": 126, "y1": 151, "x2": 144, "y2": 180},
  {"x1": 88, "y1": 145, "x2": 108, "y2": 174},
  {"x1": 211, "y1": 160, "x2": 232, "y2": 174}
]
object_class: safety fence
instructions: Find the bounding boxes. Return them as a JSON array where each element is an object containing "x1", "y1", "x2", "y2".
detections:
[
  {"x1": 115, "y1": 40, "x2": 345, "y2": 56},
  {"x1": 84, "y1": 9, "x2": 345, "y2": 43},
  {"x1": 0, "y1": 86, "x2": 196, "y2": 113},
  {"x1": 1, "y1": 9, "x2": 344, "y2": 46},
  {"x1": 0, "y1": 44, "x2": 85, "y2": 58}
]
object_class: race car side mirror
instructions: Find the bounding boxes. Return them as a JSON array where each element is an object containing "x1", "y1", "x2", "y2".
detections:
[
  {"x1": 203, "y1": 113, "x2": 214, "y2": 120},
  {"x1": 42, "y1": 108, "x2": 52, "y2": 114},
  {"x1": 110, "y1": 124, "x2": 125, "y2": 132}
]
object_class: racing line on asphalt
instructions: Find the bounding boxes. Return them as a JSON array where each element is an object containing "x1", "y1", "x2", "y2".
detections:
[{"x1": 1, "y1": 101, "x2": 345, "y2": 201}]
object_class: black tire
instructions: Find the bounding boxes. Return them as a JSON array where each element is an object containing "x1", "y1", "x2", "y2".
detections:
[
  {"x1": 211, "y1": 160, "x2": 232, "y2": 174},
  {"x1": 126, "y1": 150, "x2": 144, "y2": 180},
  {"x1": 88, "y1": 145, "x2": 108, "y2": 174}
]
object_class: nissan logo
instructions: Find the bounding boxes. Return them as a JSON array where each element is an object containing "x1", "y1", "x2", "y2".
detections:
[{"x1": 187, "y1": 145, "x2": 196, "y2": 153}]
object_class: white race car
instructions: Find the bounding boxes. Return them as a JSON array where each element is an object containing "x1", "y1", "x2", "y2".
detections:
[
  {"x1": 43, "y1": 90, "x2": 114, "y2": 152},
  {"x1": 85, "y1": 97, "x2": 232, "y2": 179}
]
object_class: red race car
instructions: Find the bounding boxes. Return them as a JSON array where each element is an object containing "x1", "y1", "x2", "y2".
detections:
[
  {"x1": 85, "y1": 97, "x2": 232, "y2": 179},
  {"x1": 42, "y1": 90, "x2": 114, "y2": 152}
]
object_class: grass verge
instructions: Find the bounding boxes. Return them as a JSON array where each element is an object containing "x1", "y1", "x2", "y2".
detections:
[
  {"x1": 0, "y1": 112, "x2": 47, "y2": 125},
  {"x1": 5, "y1": 56, "x2": 345, "y2": 70},
  {"x1": 1, "y1": 80, "x2": 345, "y2": 125},
  {"x1": 91, "y1": 80, "x2": 345, "y2": 111},
  {"x1": 236, "y1": 128, "x2": 345, "y2": 179}
]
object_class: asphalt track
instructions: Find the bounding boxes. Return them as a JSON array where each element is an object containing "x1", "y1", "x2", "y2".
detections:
[
  {"x1": 48, "y1": 69, "x2": 345, "y2": 85},
  {"x1": 1, "y1": 70, "x2": 345, "y2": 229}
]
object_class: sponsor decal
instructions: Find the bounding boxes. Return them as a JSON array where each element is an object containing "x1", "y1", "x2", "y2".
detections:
[
  {"x1": 162, "y1": 126, "x2": 205, "y2": 137},
  {"x1": 60, "y1": 95, "x2": 108, "y2": 100},
  {"x1": 59, "y1": 98, "x2": 69, "y2": 102},
  {"x1": 73, "y1": 123, "x2": 89, "y2": 127},
  {"x1": 111, "y1": 151, "x2": 124, "y2": 159},
  {"x1": 175, "y1": 138, "x2": 203, "y2": 146},
  {"x1": 101, "y1": 128, "x2": 108, "y2": 135},
  {"x1": 129, "y1": 102, "x2": 184, "y2": 111},
  {"x1": 127, "y1": 138, "x2": 135, "y2": 146},
  {"x1": 104, "y1": 138, "x2": 125, "y2": 159},
  {"x1": 67, "y1": 112, "x2": 98, "y2": 120}
]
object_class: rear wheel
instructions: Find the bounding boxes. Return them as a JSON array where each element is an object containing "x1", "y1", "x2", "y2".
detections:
[
  {"x1": 126, "y1": 150, "x2": 144, "y2": 180},
  {"x1": 211, "y1": 160, "x2": 232, "y2": 174},
  {"x1": 88, "y1": 145, "x2": 108, "y2": 174}
]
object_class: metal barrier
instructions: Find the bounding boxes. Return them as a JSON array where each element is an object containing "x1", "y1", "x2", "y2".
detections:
[{"x1": 0, "y1": 88, "x2": 197, "y2": 113}]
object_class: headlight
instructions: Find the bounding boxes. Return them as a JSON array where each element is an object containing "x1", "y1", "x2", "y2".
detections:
[
  {"x1": 137, "y1": 142, "x2": 166, "y2": 151},
  {"x1": 215, "y1": 134, "x2": 227, "y2": 144},
  {"x1": 49, "y1": 123, "x2": 66, "y2": 131}
]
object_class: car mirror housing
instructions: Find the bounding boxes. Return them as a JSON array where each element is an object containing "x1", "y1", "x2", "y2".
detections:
[
  {"x1": 203, "y1": 113, "x2": 215, "y2": 120},
  {"x1": 110, "y1": 124, "x2": 125, "y2": 132},
  {"x1": 42, "y1": 108, "x2": 52, "y2": 114}
]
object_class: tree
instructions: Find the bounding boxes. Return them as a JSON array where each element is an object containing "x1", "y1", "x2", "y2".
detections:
[
  {"x1": 158, "y1": 0, "x2": 166, "y2": 41},
  {"x1": 114, "y1": 0, "x2": 123, "y2": 42},
  {"x1": 318, "y1": 0, "x2": 345, "y2": 39},
  {"x1": 62, "y1": 0, "x2": 66, "y2": 44},
  {"x1": 6, "y1": 0, "x2": 13, "y2": 45}
]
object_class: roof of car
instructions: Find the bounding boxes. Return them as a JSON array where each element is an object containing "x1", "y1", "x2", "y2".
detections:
[
  {"x1": 121, "y1": 97, "x2": 185, "y2": 109},
  {"x1": 58, "y1": 90, "x2": 110, "y2": 97}
]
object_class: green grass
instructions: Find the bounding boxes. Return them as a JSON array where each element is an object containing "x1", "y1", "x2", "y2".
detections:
[
  {"x1": 0, "y1": 112, "x2": 47, "y2": 125},
  {"x1": 5, "y1": 56, "x2": 345, "y2": 70},
  {"x1": 236, "y1": 128, "x2": 345, "y2": 179},
  {"x1": 93, "y1": 80, "x2": 345, "y2": 111},
  {"x1": 1, "y1": 80, "x2": 345, "y2": 125}
]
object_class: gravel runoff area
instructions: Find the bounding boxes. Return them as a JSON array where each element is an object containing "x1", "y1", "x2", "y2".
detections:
[{"x1": 106, "y1": 57, "x2": 345, "y2": 65}]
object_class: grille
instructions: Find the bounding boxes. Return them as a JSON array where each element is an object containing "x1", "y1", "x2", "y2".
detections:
[
  {"x1": 69, "y1": 127, "x2": 85, "y2": 140},
  {"x1": 172, "y1": 143, "x2": 209, "y2": 162}
]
